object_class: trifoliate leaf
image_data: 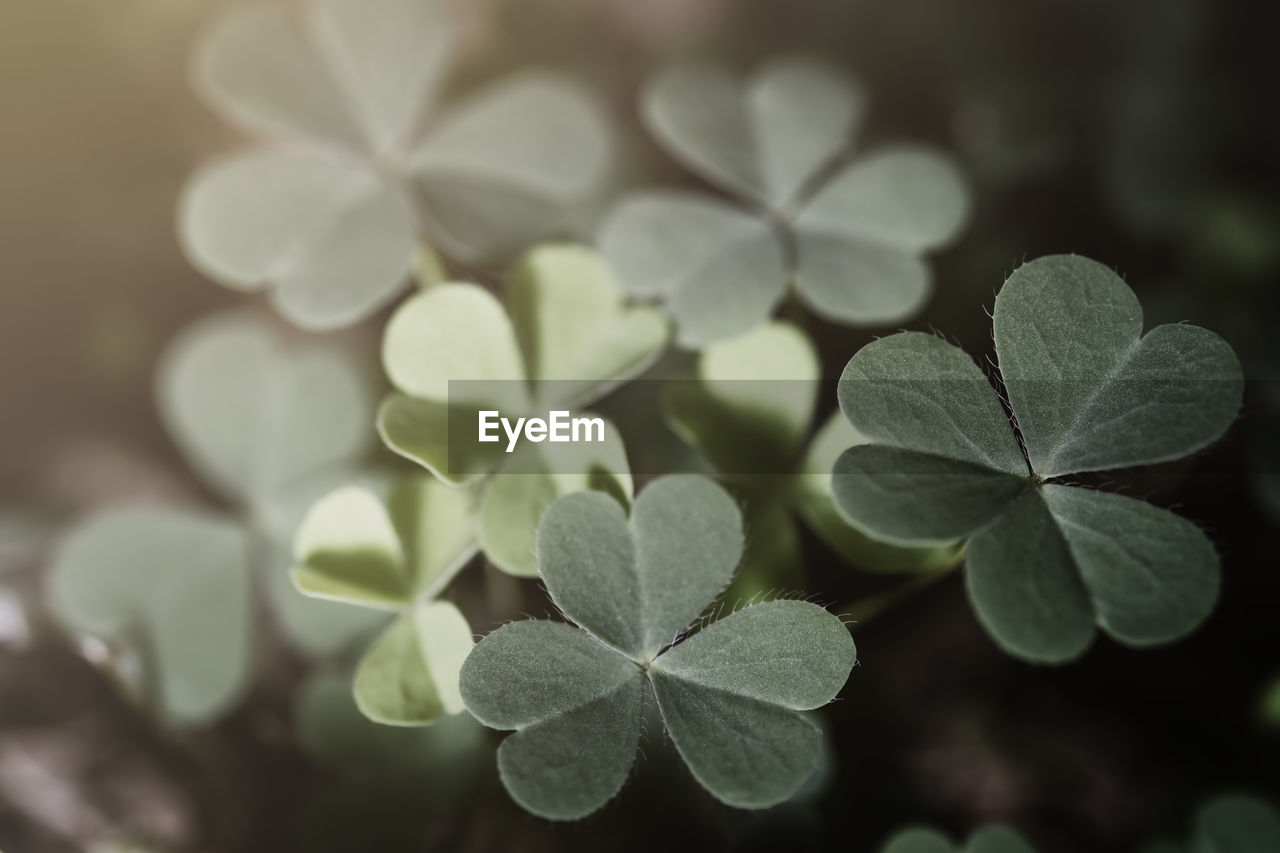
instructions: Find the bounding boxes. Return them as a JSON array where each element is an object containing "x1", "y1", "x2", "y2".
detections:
[
  {"x1": 157, "y1": 310, "x2": 372, "y2": 505},
  {"x1": 46, "y1": 506, "x2": 252, "y2": 725},
  {"x1": 833, "y1": 254, "x2": 1242, "y2": 662},
  {"x1": 185, "y1": 0, "x2": 614, "y2": 328},
  {"x1": 879, "y1": 825, "x2": 1036, "y2": 853},
  {"x1": 602, "y1": 55, "x2": 970, "y2": 345},
  {"x1": 461, "y1": 475, "x2": 855, "y2": 819}
]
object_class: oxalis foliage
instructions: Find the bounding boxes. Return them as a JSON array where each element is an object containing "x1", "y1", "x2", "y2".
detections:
[
  {"x1": 459, "y1": 474, "x2": 857, "y2": 819},
  {"x1": 600, "y1": 55, "x2": 970, "y2": 346},
  {"x1": 832, "y1": 254, "x2": 1244, "y2": 663}
]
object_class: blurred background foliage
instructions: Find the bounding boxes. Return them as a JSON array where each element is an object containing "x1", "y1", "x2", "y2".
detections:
[{"x1": 1, "y1": 0, "x2": 1278, "y2": 851}]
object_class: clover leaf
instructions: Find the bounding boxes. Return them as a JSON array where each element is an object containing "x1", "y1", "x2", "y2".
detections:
[
  {"x1": 46, "y1": 310, "x2": 387, "y2": 724},
  {"x1": 47, "y1": 506, "x2": 253, "y2": 725},
  {"x1": 832, "y1": 254, "x2": 1243, "y2": 663},
  {"x1": 292, "y1": 477, "x2": 477, "y2": 725},
  {"x1": 180, "y1": 0, "x2": 612, "y2": 329},
  {"x1": 665, "y1": 321, "x2": 963, "y2": 580},
  {"x1": 377, "y1": 244, "x2": 667, "y2": 575},
  {"x1": 459, "y1": 474, "x2": 856, "y2": 819},
  {"x1": 880, "y1": 825, "x2": 1036, "y2": 853},
  {"x1": 599, "y1": 55, "x2": 970, "y2": 347}
]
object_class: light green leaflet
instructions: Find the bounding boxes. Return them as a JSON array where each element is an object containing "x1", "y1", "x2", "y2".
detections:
[
  {"x1": 460, "y1": 475, "x2": 856, "y2": 820},
  {"x1": 46, "y1": 311, "x2": 386, "y2": 724},
  {"x1": 378, "y1": 244, "x2": 668, "y2": 576},
  {"x1": 832, "y1": 255, "x2": 1243, "y2": 663},
  {"x1": 879, "y1": 825, "x2": 1036, "y2": 853},
  {"x1": 598, "y1": 55, "x2": 970, "y2": 347},
  {"x1": 665, "y1": 321, "x2": 963, "y2": 586},
  {"x1": 181, "y1": 0, "x2": 612, "y2": 330},
  {"x1": 1191, "y1": 795, "x2": 1280, "y2": 853},
  {"x1": 1140, "y1": 795, "x2": 1280, "y2": 853},
  {"x1": 292, "y1": 478, "x2": 477, "y2": 725},
  {"x1": 47, "y1": 506, "x2": 253, "y2": 725}
]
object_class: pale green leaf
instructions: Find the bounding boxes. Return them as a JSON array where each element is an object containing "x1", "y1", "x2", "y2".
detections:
[
  {"x1": 354, "y1": 615, "x2": 441, "y2": 725},
  {"x1": 748, "y1": 56, "x2": 864, "y2": 208},
  {"x1": 377, "y1": 395, "x2": 504, "y2": 486},
  {"x1": 156, "y1": 310, "x2": 371, "y2": 504},
  {"x1": 795, "y1": 147, "x2": 970, "y2": 251},
  {"x1": 192, "y1": 2, "x2": 364, "y2": 150},
  {"x1": 597, "y1": 191, "x2": 786, "y2": 347},
  {"x1": 251, "y1": 469, "x2": 393, "y2": 657},
  {"x1": 792, "y1": 230, "x2": 932, "y2": 326},
  {"x1": 506, "y1": 243, "x2": 668, "y2": 404},
  {"x1": 178, "y1": 151, "x2": 370, "y2": 292},
  {"x1": 649, "y1": 670, "x2": 821, "y2": 809},
  {"x1": 640, "y1": 61, "x2": 761, "y2": 203},
  {"x1": 292, "y1": 485, "x2": 408, "y2": 609},
  {"x1": 268, "y1": 184, "x2": 416, "y2": 330},
  {"x1": 414, "y1": 72, "x2": 611, "y2": 261},
  {"x1": 480, "y1": 454, "x2": 560, "y2": 578},
  {"x1": 413, "y1": 599, "x2": 473, "y2": 716},
  {"x1": 1194, "y1": 795, "x2": 1280, "y2": 853},
  {"x1": 387, "y1": 476, "x2": 479, "y2": 596},
  {"x1": 306, "y1": 0, "x2": 454, "y2": 154},
  {"x1": 640, "y1": 57, "x2": 861, "y2": 208},
  {"x1": 650, "y1": 600, "x2": 855, "y2": 709},
  {"x1": 993, "y1": 255, "x2": 1243, "y2": 477},
  {"x1": 47, "y1": 506, "x2": 252, "y2": 725},
  {"x1": 698, "y1": 321, "x2": 818, "y2": 453},
  {"x1": 382, "y1": 283, "x2": 527, "y2": 405}
]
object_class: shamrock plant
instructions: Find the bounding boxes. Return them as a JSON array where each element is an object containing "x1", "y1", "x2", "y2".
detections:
[
  {"x1": 599, "y1": 55, "x2": 971, "y2": 346},
  {"x1": 665, "y1": 320, "x2": 963, "y2": 589},
  {"x1": 880, "y1": 825, "x2": 1035, "y2": 853},
  {"x1": 180, "y1": 0, "x2": 612, "y2": 329},
  {"x1": 47, "y1": 310, "x2": 384, "y2": 723},
  {"x1": 832, "y1": 254, "x2": 1244, "y2": 662},
  {"x1": 291, "y1": 477, "x2": 477, "y2": 725},
  {"x1": 459, "y1": 474, "x2": 857, "y2": 819},
  {"x1": 378, "y1": 244, "x2": 668, "y2": 574}
]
